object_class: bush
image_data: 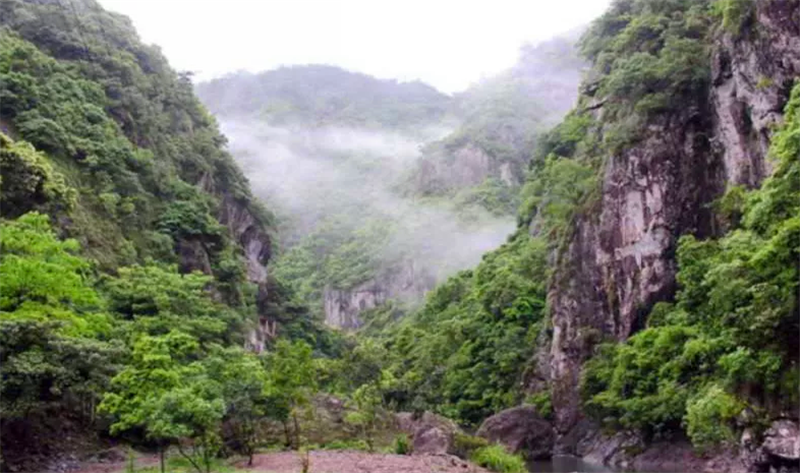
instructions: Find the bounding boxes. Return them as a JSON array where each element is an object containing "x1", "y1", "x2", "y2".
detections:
[
  {"x1": 684, "y1": 384, "x2": 743, "y2": 450},
  {"x1": 526, "y1": 391, "x2": 553, "y2": 420},
  {"x1": 452, "y1": 433, "x2": 489, "y2": 458},
  {"x1": 470, "y1": 445, "x2": 526, "y2": 473},
  {"x1": 712, "y1": 0, "x2": 755, "y2": 34},
  {"x1": 393, "y1": 434, "x2": 412, "y2": 455},
  {"x1": 321, "y1": 439, "x2": 369, "y2": 451}
]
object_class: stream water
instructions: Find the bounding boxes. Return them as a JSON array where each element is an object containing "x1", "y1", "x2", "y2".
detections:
[{"x1": 528, "y1": 455, "x2": 614, "y2": 472}]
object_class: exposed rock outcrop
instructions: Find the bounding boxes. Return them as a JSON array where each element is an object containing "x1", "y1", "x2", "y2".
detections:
[
  {"x1": 710, "y1": 0, "x2": 800, "y2": 187},
  {"x1": 577, "y1": 426, "x2": 756, "y2": 473},
  {"x1": 763, "y1": 420, "x2": 800, "y2": 463},
  {"x1": 198, "y1": 171, "x2": 274, "y2": 352},
  {"x1": 323, "y1": 260, "x2": 434, "y2": 330},
  {"x1": 544, "y1": 0, "x2": 800, "y2": 452},
  {"x1": 397, "y1": 412, "x2": 461, "y2": 456},
  {"x1": 414, "y1": 142, "x2": 522, "y2": 195},
  {"x1": 476, "y1": 406, "x2": 554, "y2": 459},
  {"x1": 324, "y1": 283, "x2": 386, "y2": 330}
]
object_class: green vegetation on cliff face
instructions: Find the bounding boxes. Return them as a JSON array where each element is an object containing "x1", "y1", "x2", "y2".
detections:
[
  {"x1": 583, "y1": 82, "x2": 800, "y2": 448},
  {"x1": 0, "y1": 1, "x2": 338, "y2": 470},
  {"x1": 364, "y1": 0, "x2": 798, "y2": 454}
]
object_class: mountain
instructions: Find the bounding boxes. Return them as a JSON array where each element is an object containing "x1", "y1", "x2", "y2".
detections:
[
  {"x1": 2, "y1": 0, "x2": 798, "y2": 472},
  {"x1": 196, "y1": 65, "x2": 455, "y2": 131},
  {"x1": 196, "y1": 39, "x2": 585, "y2": 332},
  {"x1": 0, "y1": 0, "x2": 334, "y2": 469},
  {"x1": 408, "y1": 34, "x2": 586, "y2": 215},
  {"x1": 377, "y1": 1, "x2": 799, "y2": 471}
]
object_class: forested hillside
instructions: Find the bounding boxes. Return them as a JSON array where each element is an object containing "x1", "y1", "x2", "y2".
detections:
[
  {"x1": 0, "y1": 0, "x2": 334, "y2": 470},
  {"x1": 365, "y1": 1, "x2": 799, "y2": 471},
  {"x1": 197, "y1": 65, "x2": 455, "y2": 132}
]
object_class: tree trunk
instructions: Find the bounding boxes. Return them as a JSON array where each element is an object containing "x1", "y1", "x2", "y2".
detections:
[
  {"x1": 176, "y1": 443, "x2": 203, "y2": 473},
  {"x1": 159, "y1": 445, "x2": 165, "y2": 473},
  {"x1": 282, "y1": 420, "x2": 291, "y2": 448},
  {"x1": 292, "y1": 413, "x2": 301, "y2": 450}
]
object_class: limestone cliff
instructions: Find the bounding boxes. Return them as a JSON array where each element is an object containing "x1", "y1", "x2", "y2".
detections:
[
  {"x1": 544, "y1": 0, "x2": 799, "y2": 450},
  {"x1": 323, "y1": 259, "x2": 434, "y2": 330}
]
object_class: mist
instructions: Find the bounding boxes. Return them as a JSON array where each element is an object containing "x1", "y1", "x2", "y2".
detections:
[{"x1": 221, "y1": 120, "x2": 516, "y2": 286}]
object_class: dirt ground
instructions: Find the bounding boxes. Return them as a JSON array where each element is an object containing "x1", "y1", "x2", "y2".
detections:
[
  {"x1": 65, "y1": 450, "x2": 488, "y2": 473},
  {"x1": 242, "y1": 451, "x2": 487, "y2": 473}
]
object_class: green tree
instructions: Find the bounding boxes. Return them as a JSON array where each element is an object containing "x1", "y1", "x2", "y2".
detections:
[
  {"x1": 344, "y1": 369, "x2": 396, "y2": 452},
  {"x1": 99, "y1": 331, "x2": 213, "y2": 473},
  {"x1": 264, "y1": 340, "x2": 317, "y2": 449},
  {"x1": 204, "y1": 346, "x2": 270, "y2": 466}
]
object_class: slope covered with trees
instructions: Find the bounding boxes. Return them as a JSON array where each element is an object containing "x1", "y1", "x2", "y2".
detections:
[
  {"x1": 364, "y1": 1, "x2": 799, "y2": 470},
  {"x1": 196, "y1": 65, "x2": 455, "y2": 132},
  {"x1": 0, "y1": 0, "x2": 336, "y2": 470}
]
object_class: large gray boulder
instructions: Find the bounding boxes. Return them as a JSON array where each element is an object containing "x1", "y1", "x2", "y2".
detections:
[
  {"x1": 396, "y1": 412, "x2": 460, "y2": 455},
  {"x1": 763, "y1": 420, "x2": 800, "y2": 461},
  {"x1": 476, "y1": 406, "x2": 554, "y2": 459}
]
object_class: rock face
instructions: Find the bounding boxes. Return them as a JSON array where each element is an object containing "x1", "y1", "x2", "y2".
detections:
[
  {"x1": 197, "y1": 173, "x2": 274, "y2": 352},
  {"x1": 545, "y1": 0, "x2": 800, "y2": 449},
  {"x1": 324, "y1": 283, "x2": 386, "y2": 330},
  {"x1": 578, "y1": 429, "x2": 749, "y2": 473},
  {"x1": 414, "y1": 142, "x2": 522, "y2": 194},
  {"x1": 397, "y1": 412, "x2": 460, "y2": 456},
  {"x1": 323, "y1": 259, "x2": 434, "y2": 330},
  {"x1": 710, "y1": 0, "x2": 800, "y2": 187},
  {"x1": 763, "y1": 420, "x2": 800, "y2": 462},
  {"x1": 476, "y1": 406, "x2": 554, "y2": 460}
]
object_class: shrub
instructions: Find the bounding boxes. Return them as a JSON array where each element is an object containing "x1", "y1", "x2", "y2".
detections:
[
  {"x1": 470, "y1": 445, "x2": 526, "y2": 473},
  {"x1": 453, "y1": 432, "x2": 489, "y2": 458},
  {"x1": 712, "y1": 0, "x2": 755, "y2": 34},
  {"x1": 526, "y1": 391, "x2": 553, "y2": 420},
  {"x1": 684, "y1": 384, "x2": 743, "y2": 450},
  {"x1": 393, "y1": 434, "x2": 412, "y2": 455}
]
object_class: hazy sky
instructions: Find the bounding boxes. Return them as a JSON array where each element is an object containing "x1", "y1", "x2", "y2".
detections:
[{"x1": 99, "y1": 0, "x2": 610, "y2": 93}]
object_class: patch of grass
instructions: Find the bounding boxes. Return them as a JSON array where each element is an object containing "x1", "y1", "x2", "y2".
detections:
[
  {"x1": 319, "y1": 439, "x2": 370, "y2": 451},
  {"x1": 470, "y1": 445, "x2": 526, "y2": 473},
  {"x1": 452, "y1": 432, "x2": 490, "y2": 458}
]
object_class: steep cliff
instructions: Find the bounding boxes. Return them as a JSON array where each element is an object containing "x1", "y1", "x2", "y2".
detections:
[
  {"x1": 0, "y1": 0, "x2": 283, "y2": 351},
  {"x1": 541, "y1": 0, "x2": 799, "y2": 454}
]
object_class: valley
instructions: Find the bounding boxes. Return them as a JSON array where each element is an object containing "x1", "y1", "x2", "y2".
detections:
[{"x1": 0, "y1": 1, "x2": 798, "y2": 473}]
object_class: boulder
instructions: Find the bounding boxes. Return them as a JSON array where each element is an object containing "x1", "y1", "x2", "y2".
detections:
[
  {"x1": 476, "y1": 406, "x2": 554, "y2": 459},
  {"x1": 396, "y1": 412, "x2": 460, "y2": 455},
  {"x1": 763, "y1": 420, "x2": 800, "y2": 461}
]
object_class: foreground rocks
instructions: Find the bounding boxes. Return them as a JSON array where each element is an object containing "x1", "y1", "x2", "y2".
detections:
[
  {"x1": 476, "y1": 406, "x2": 554, "y2": 459},
  {"x1": 396, "y1": 412, "x2": 461, "y2": 455},
  {"x1": 763, "y1": 420, "x2": 800, "y2": 462},
  {"x1": 576, "y1": 418, "x2": 800, "y2": 473}
]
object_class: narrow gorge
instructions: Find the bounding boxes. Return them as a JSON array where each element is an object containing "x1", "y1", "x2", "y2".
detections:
[{"x1": 0, "y1": 1, "x2": 797, "y2": 473}]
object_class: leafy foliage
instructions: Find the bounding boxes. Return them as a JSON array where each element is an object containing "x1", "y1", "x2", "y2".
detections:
[
  {"x1": 378, "y1": 232, "x2": 548, "y2": 425},
  {"x1": 0, "y1": 134, "x2": 76, "y2": 218},
  {"x1": 470, "y1": 445, "x2": 526, "y2": 473},
  {"x1": 582, "y1": 82, "x2": 800, "y2": 448}
]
